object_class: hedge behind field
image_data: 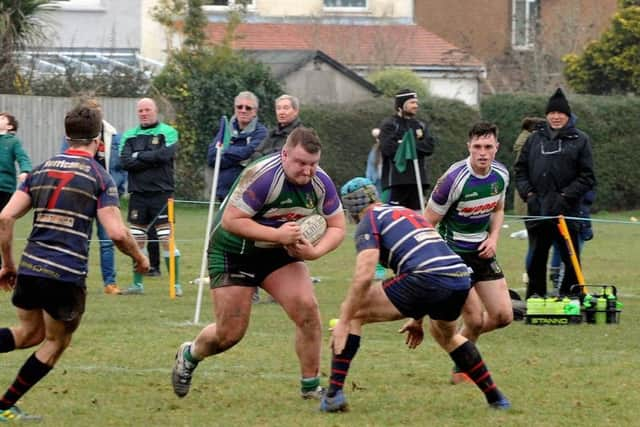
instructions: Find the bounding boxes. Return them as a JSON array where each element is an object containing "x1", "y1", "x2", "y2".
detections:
[
  {"x1": 299, "y1": 97, "x2": 480, "y2": 192},
  {"x1": 481, "y1": 93, "x2": 640, "y2": 211}
]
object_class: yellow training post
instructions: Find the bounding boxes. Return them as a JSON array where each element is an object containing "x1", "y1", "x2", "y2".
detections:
[
  {"x1": 168, "y1": 198, "x2": 176, "y2": 299},
  {"x1": 557, "y1": 215, "x2": 587, "y2": 294}
]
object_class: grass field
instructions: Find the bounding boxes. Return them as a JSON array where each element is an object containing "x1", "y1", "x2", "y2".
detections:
[{"x1": 0, "y1": 202, "x2": 638, "y2": 426}]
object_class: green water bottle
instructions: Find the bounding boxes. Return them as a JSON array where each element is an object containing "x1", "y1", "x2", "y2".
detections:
[
  {"x1": 564, "y1": 298, "x2": 580, "y2": 316},
  {"x1": 595, "y1": 295, "x2": 607, "y2": 324}
]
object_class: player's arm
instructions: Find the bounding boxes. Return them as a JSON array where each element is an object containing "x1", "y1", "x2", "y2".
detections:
[
  {"x1": 97, "y1": 206, "x2": 149, "y2": 273},
  {"x1": 478, "y1": 198, "x2": 505, "y2": 259},
  {"x1": 399, "y1": 317, "x2": 425, "y2": 349},
  {"x1": 119, "y1": 136, "x2": 150, "y2": 172},
  {"x1": 221, "y1": 204, "x2": 302, "y2": 245},
  {"x1": 0, "y1": 191, "x2": 32, "y2": 290},
  {"x1": 331, "y1": 248, "x2": 379, "y2": 354},
  {"x1": 423, "y1": 205, "x2": 444, "y2": 228}
]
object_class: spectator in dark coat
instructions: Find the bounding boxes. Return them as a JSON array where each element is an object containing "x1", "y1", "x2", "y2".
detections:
[
  {"x1": 207, "y1": 91, "x2": 267, "y2": 201},
  {"x1": 249, "y1": 94, "x2": 302, "y2": 161},
  {"x1": 514, "y1": 88, "x2": 596, "y2": 298},
  {"x1": 378, "y1": 88, "x2": 435, "y2": 211}
]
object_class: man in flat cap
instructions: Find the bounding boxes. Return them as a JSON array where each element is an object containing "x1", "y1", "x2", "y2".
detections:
[{"x1": 514, "y1": 88, "x2": 596, "y2": 298}]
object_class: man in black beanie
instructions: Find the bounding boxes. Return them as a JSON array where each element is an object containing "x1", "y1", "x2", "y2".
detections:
[
  {"x1": 377, "y1": 88, "x2": 435, "y2": 212},
  {"x1": 514, "y1": 88, "x2": 596, "y2": 298}
]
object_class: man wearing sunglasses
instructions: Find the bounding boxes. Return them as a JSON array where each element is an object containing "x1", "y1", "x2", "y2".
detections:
[
  {"x1": 514, "y1": 88, "x2": 596, "y2": 298},
  {"x1": 207, "y1": 91, "x2": 267, "y2": 202},
  {"x1": 250, "y1": 94, "x2": 302, "y2": 161}
]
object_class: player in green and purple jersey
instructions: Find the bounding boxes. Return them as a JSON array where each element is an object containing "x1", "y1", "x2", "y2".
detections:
[
  {"x1": 172, "y1": 127, "x2": 345, "y2": 401},
  {"x1": 425, "y1": 122, "x2": 513, "y2": 384}
]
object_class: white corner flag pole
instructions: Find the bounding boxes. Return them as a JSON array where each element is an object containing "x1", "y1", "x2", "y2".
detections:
[
  {"x1": 193, "y1": 141, "x2": 223, "y2": 324},
  {"x1": 413, "y1": 158, "x2": 426, "y2": 215}
]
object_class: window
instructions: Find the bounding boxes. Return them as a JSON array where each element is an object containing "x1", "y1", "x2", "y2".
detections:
[
  {"x1": 324, "y1": 0, "x2": 367, "y2": 11},
  {"x1": 512, "y1": 0, "x2": 538, "y2": 49},
  {"x1": 202, "y1": 0, "x2": 255, "y2": 9}
]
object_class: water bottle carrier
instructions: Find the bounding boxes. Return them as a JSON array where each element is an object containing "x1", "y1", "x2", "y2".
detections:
[{"x1": 525, "y1": 285, "x2": 622, "y2": 325}]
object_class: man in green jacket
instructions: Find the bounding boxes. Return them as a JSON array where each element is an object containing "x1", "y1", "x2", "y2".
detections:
[
  {"x1": 0, "y1": 112, "x2": 31, "y2": 213},
  {"x1": 119, "y1": 98, "x2": 181, "y2": 296}
]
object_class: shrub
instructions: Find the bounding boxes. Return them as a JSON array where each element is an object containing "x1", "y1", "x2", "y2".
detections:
[{"x1": 367, "y1": 68, "x2": 429, "y2": 99}]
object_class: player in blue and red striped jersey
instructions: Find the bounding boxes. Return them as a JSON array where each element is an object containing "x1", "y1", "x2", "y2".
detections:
[
  {"x1": 319, "y1": 177, "x2": 510, "y2": 413},
  {"x1": 0, "y1": 105, "x2": 148, "y2": 422},
  {"x1": 424, "y1": 122, "x2": 513, "y2": 384}
]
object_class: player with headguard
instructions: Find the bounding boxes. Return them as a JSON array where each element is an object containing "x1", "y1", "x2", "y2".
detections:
[
  {"x1": 0, "y1": 105, "x2": 149, "y2": 422},
  {"x1": 319, "y1": 177, "x2": 510, "y2": 413},
  {"x1": 172, "y1": 127, "x2": 345, "y2": 401}
]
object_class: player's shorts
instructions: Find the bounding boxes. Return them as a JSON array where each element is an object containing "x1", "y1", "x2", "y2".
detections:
[
  {"x1": 382, "y1": 272, "x2": 470, "y2": 321},
  {"x1": 208, "y1": 247, "x2": 300, "y2": 289},
  {"x1": 128, "y1": 191, "x2": 172, "y2": 226},
  {"x1": 459, "y1": 252, "x2": 505, "y2": 284},
  {"x1": 12, "y1": 275, "x2": 86, "y2": 322}
]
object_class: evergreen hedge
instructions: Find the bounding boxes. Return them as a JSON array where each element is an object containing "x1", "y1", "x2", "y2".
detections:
[
  {"x1": 183, "y1": 92, "x2": 637, "y2": 212},
  {"x1": 299, "y1": 97, "x2": 479, "y2": 191}
]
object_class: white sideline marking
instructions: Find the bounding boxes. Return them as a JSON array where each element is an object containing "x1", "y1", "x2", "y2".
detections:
[{"x1": 0, "y1": 363, "x2": 292, "y2": 379}]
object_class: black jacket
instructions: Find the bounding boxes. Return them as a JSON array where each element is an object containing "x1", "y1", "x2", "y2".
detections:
[
  {"x1": 379, "y1": 114, "x2": 435, "y2": 189},
  {"x1": 120, "y1": 122, "x2": 178, "y2": 193},
  {"x1": 514, "y1": 121, "x2": 596, "y2": 217},
  {"x1": 250, "y1": 118, "x2": 302, "y2": 161}
]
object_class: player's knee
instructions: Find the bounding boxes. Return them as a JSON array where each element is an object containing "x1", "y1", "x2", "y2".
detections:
[
  {"x1": 462, "y1": 310, "x2": 484, "y2": 332},
  {"x1": 494, "y1": 310, "x2": 513, "y2": 329},
  {"x1": 293, "y1": 301, "x2": 321, "y2": 329}
]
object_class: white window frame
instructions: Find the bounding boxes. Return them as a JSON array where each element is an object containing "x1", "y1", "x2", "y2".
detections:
[
  {"x1": 47, "y1": 0, "x2": 104, "y2": 11},
  {"x1": 323, "y1": 0, "x2": 368, "y2": 13},
  {"x1": 202, "y1": 0, "x2": 256, "y2": 12},
  {"x1": 511, "y1": 0, "x2": 538, "y2": 50}
]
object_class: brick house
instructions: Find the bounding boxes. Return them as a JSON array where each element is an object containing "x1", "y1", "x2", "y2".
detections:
[{"x1": 415, "y1": 0, "x2": 619, "y2": 92}]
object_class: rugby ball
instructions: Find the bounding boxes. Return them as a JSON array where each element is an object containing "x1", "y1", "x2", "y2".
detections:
[{"x1": 296, "y1": 214, "x2": 327, "y2": 245}]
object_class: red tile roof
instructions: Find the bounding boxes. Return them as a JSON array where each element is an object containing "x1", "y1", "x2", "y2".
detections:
[{"x1": 205, "y1": 23, "x2": 483, "y2": 68}]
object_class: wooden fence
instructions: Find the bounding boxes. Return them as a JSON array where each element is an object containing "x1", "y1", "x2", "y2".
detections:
[{"x1": 0, "y1": 94, "x2": 140, "y2": 167}]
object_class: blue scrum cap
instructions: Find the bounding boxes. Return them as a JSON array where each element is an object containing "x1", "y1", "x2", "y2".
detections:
[{"x1": 340, "y1": 177, "x2": 379, "y2": 217}]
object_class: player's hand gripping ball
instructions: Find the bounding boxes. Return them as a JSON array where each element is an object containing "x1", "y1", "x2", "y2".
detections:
[{"x1": 296, "y1": 214, "x2": 327, "y2": 245}]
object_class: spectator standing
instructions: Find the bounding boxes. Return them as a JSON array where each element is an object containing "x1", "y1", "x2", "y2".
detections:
[
  {"x1": 0, "y1": 112, "x2": 31, "y2": 213},
  {"x1": 250, "y1": 94, "x2": 302, "y2": 161},
  {"x1": 60, "y1": 99, "x2": 127, "y2": 294},
  {"x1": 378, "y1": 88, "x2": 435, "y2": 212},
  {"x1": 512, "y1": 117, "x2": 546, "y2": 285},
  {"x1": 207, "y1": 91, "x2": 267, "y2": 201},
  {"x1": 0, "y1": 105, "x2": 148, "y2": 422},
  {"x1": 515, "y1": 88, "x2": 596, "y2": 298},
  {"x1": 365, "y1": 128, "x2": 383, "y2": 198},
  {"x1": 171, "y1": 127, "x2": 345, "y2": 401},
  {"x1": 120, "y1": 98, "x2": 182, "y2": 296}
]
